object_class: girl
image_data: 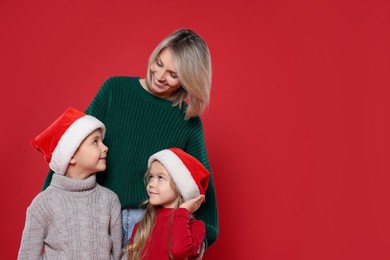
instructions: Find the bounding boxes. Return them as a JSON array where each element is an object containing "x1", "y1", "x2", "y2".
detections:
[{"x1": 127, "y1": 148, "x2": 210, "y2": 260}]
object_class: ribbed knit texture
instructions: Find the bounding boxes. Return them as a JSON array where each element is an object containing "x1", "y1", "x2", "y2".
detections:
[
  {"x1": 20, "y1": 174, "x2": 122, "y2": 259},
  {"x1": 43, "y1": 76, "x2": 218, "y2": 247},
  {"x1": 129, "y1": 208, "x2": 205, "y2": 260}
]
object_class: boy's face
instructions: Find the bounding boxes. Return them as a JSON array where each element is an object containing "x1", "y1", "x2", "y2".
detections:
[{"x1": 68, "y1": 129, "x2": 108, "y2": 179}]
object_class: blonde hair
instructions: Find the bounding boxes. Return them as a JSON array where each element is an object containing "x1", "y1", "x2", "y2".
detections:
[
  {"x1": 127, "y1": 165, "x2": 185, "y2": 260},
  {"x1": 145, "y1": 28, "x2": 212, "y2": 119}
]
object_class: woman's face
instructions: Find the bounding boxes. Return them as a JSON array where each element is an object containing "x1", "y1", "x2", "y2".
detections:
[{"x1": 149, "y1": 48, "x2": 181, "y2": 98}]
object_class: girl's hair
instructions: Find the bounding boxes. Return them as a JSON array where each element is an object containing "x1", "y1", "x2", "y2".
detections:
[
  {"x1": 128, "y1": 162, "x2": 185, "y2": 260},
  {"x1": 145, "y1": 28, "x2": 212, "y2": 120}
]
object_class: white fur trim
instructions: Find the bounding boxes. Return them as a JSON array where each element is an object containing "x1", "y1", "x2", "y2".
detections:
[
  {"x1": 148, "y1": 149, "x2": 200, "y2": 201},
  {"x1": 49, "y1": 115, "x2": 105, "y2": 174}
]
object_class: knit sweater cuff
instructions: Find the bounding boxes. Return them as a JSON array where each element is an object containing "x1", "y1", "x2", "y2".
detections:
[{"x1": 175, "y1": 208, "x2": 190, "y2": 218}]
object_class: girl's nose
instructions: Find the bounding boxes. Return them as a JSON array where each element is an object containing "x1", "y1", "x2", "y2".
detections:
[{"x1": 102, "y1": 144, "x2": 108, "y2": 153}]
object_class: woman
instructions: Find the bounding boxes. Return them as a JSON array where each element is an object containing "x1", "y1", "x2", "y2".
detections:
[{"x1": 43, "y1": 28, "x2": 218, "y2": 257}]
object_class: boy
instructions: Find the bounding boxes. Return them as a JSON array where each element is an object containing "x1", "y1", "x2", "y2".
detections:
[{"x1": 18, "y1": 107, "x2": 122, "y2": 259}]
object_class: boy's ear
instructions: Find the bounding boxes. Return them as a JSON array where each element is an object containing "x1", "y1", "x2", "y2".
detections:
[{"x1": 69, "y1": 158, "x2": 76, "y2": 164}]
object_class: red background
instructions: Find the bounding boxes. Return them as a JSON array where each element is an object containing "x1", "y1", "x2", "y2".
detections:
[{"x1": 1, "y1": 0, "x2": 388, "y2": 259}]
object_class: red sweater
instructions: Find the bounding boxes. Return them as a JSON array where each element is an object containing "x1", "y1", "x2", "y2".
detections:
[{"x1": 130, "y1": 208, "x2": 205, "y2": 259}]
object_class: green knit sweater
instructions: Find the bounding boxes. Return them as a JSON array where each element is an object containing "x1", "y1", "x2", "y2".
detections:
[{"x1": 43, "y1": 76, "x2": 218, "y2": 247}]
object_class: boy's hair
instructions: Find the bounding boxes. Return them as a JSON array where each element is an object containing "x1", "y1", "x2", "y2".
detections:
[
  {"x1": 145, "y1": 28, "x2": 212, "y2": 119},
  {"x1": 31, "y1": 107, "x2": 105, "y2": 174}
]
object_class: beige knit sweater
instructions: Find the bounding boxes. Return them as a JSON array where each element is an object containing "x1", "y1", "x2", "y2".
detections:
[{"x1": 18, "y1": 174, "x2": 122, "y2": 259}]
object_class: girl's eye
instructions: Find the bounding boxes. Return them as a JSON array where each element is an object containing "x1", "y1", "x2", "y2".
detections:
[
  {"x1": 148, "y1": 176, "x2": 154, "y2": 182},
  {"x1": 158, "y1": 175, "x2": 165, "y2": 181},
  {"x1": 156, "y1": 59, "x2": 163, "y2": 67},
  {"x1": 170, "y1": 73, "x2": 178, "y2": 79}
]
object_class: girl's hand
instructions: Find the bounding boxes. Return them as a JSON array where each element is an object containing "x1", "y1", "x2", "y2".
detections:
[
  {"x1": 179, "y1": 195, "x2": 205, "y2": 214},
  {"x1": 189, "y1": 242, "x2": 205, "y2": 260}
]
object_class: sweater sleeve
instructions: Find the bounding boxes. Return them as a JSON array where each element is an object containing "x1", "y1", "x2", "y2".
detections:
[
  {"x1": 110, "y1": 194, "x2": 123, "y2": 260},
  {"x1": 185, "y1": 119, "x2": 219, "y2": 248},
  {"x1": 85, "y1": 77, "x2": 113, "y2": 122},
  {"x1": 42, "y1": 169, "x2": 54, "y2": 191},
  {"x1": 170, "y1": 208, "x2": 206, "y2": 259},
  {"x1": 18, "y1": 202, "x2": 46, "y2": 260}
]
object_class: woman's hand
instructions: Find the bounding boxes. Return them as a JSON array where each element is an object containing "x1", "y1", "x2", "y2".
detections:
[{"x1": 179, "y1": 195, "x2": 205, "y2": 214}]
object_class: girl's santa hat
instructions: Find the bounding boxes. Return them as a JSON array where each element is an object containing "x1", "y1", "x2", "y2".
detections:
[
  {"x1": 31, "y1": 107, "x2": 106, "y2": 175},
  {"x1": 148, "y1": 148, "x2": 210, "y2": 202}
]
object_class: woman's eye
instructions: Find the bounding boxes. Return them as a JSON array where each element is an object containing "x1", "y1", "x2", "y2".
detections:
[
  {"x1": 156, "y1": 59, "x2": 163, "y2": 67},
  {"x1": 170, "y1": 73, "x2": 178, "y2": 79}
]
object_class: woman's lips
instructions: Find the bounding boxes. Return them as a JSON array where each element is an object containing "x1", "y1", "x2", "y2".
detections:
[{"x1": 153, "y1": 78, "x2": 166, "y2": 89}]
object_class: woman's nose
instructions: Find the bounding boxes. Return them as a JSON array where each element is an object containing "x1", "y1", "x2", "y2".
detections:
[{"x1": 155, "y1": 71, "x2": 166, "y2": 81}]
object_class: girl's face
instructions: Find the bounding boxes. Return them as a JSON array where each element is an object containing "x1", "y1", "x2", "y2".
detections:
[
  {"x1": 149, "y1": 48, "x2": 181, "y2": 99},
  {"x1": 147, "y1": 161, "x2": 179, "y2": 208}
]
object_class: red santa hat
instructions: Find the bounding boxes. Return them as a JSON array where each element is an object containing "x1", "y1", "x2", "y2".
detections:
[
  {"x1": 148, "y1": 148, "x2": 210, "y2": 202},
  {"x1": 31, "y1": 107, "x2": 106, "y2": 175}
]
